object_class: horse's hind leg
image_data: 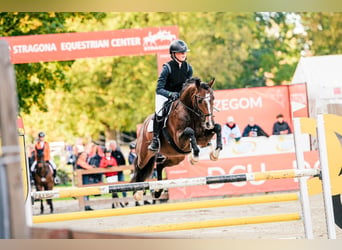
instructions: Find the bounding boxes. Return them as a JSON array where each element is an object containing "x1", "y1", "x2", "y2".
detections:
[
  {"x1": 131, "y1": 155, "x2": 156, "y2": 202},
  {"x1": 40, "y1": 200, "x2": 44, "y2": 214},
  {"x1": 152, "y1": 162, "x2": 165, "y2": 199},
  {"x1": 47, "y1": 199, "x2": 53, "y2": 213}
]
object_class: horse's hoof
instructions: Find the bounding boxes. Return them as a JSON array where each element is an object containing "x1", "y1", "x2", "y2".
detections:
[
  {"x1": 188, "y1": 154, "x2": 199, "y2": 165},
  {"x1": 210, "y1": 150, "x2": 220, "y2": 161},
  {"x1": 133, "y1": 190, "x2": 144, "y2": 201},
  {"x1": 152, "y1": 189, "x2": 163, "y2": 199}
]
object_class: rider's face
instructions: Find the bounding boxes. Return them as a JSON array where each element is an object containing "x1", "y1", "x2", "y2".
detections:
[{"x1": 175, "y1": 52, "x2": 187, "y2": 62}]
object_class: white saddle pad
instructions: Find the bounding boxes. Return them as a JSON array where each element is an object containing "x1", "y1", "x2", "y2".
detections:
[{"x1": 147, "y1": 119, "x2": 153, "y2": 132}]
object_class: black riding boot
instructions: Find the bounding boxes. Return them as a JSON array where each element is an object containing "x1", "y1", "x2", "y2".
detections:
[{"x1": 148, "y1": 115, "x2": 163, "y2": 152}]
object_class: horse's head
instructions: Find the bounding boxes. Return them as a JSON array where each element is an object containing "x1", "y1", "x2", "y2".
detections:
[
  {"x1": 36, "y1": 150, "x2": 45, "y2": 166},
  {"x1": 181, "y1": 77, "x2": 216, "y2": 130}
]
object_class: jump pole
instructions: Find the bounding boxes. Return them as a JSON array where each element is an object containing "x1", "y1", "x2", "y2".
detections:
[
  {"x1": 31, "y1": 168, "x2": 320, "y2": 200},
  {"x1": 33, "y1": 192, "x2": 299, "y2": 223},
  {"x1": 104, "y1": 213, "x2": 301, "y2": 234}
]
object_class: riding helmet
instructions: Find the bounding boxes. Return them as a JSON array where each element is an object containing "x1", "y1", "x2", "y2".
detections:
[
  {"x1": 169, "y1": 40, "x2": 190, "y2": 54},
  {"x1": 38, "y1": 131, "x2": 45, "y2": 137},
  {"x1": 129, "y1": 142, "x2": 136, "y2": 149}
]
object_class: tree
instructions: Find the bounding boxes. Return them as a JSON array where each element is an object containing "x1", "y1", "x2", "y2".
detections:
[
  {"x1": 236, "y1": 12, "x2": 305, "y2": 87},
  {"x1": 301, "y1": 12, "x2": 342, "y2": 55}
]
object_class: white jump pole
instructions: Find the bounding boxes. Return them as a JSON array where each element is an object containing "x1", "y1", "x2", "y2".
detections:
[
  {"x1": 293, "y1": 118, "x2": 314, "y2": 239},
  {"x1": 317, "y1": 114, "x2": 336, "y2": 239}
]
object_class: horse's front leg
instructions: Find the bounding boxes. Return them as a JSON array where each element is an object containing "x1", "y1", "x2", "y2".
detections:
[
  {"x1": 210, "y1": 123, "x2": 222, "y2": 161},
  {"x1": 182, "y1": 127, "x2": 200, "y2": 165}
]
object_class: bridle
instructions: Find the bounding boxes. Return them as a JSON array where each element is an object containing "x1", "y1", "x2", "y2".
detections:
[
  {"x1": 179, "y1": 91, "x2": 214, "y2": 123},
  {"x1": 36, "y1": 158, "x2": 49, "y2": 179}
]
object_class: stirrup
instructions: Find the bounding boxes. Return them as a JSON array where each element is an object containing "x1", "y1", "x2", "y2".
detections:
[{"x1": 148, "y1": 138, "x2": 160, "y2": 151}]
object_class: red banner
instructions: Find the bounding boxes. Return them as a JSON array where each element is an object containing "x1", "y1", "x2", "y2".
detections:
[
  {"x1": 1, "y1": 26, "x2": 179, "y2": 64},
  {"x1": 213, "y1": 84, "x2": 308, "y2": 136},
  {"x1": 289, "y1": 83, "x2": 309, "y2": 118},
  {"x1": 165, "y1": 151, "x2": 319, "y2": 200}
]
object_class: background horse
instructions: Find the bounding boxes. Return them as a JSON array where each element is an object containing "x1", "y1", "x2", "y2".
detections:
[
  {"x1": 131, "y1": 77, "x2": 222, "y2": 201},
  {"x1": 34, "y1": 151, "x2": 54, "y2": 214}
]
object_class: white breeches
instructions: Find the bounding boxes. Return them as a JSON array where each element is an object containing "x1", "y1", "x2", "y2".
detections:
[
  {"x1": 155, "y1": 94, "x2": 168, "y2": 116},
  {"x1": 31, "y1": 160, "x2": 57, "y2": 171}
]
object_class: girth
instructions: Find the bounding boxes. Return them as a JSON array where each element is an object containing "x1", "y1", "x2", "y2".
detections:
[{"x1": 162, "y1": 127, "x2": 191, "y2": 154}]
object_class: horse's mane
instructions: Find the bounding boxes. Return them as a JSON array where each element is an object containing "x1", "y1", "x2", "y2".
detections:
[{"x1": 180, "y1": 77, "x2": 211, "y2": 95}]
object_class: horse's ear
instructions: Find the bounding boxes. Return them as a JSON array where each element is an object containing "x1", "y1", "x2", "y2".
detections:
[
  {"x1": 195, "y1": 78, "x2": 201, "y2": 88},
  {"x1": 208, "y1": 78, "x2": 215, "y2": 88}
]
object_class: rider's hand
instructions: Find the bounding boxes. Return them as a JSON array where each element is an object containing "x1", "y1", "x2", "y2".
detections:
[{"x1": 169, "y1": 92, "x2": 180, "y2": 101}]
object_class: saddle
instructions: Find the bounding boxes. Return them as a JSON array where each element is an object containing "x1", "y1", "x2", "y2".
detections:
[{"x1": 148, "y1": 99, "x2": 173, "y2": 132}]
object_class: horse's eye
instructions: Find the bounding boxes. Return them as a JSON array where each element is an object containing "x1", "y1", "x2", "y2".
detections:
[{"x1": 198, "y1": 99, "x2": 203, "y2": 104}]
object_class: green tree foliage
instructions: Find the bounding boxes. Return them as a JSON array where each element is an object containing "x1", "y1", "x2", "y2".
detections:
[
  {"x1": 301, "y1": 12, "x2": 342, "y2": 55},
  {"x1": 236, "y1": 12, "x2": 305, "y2": 87},
  {"x1": 179, "y1": 12, "x2": 257, "y2": 89}
]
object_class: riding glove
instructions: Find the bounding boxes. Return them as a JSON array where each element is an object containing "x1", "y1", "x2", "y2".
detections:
[{"x1": 169, "y1": 92, "x2": 180, "y2": 100}]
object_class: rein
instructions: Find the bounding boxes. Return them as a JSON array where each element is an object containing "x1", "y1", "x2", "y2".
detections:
[{"x1": 179, "y1": 94, "x2": 213, "y2": 122}]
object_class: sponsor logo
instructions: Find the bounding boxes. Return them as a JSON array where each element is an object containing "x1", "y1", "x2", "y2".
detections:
[{"x1": 143, "y1": 30, "x2": 177, "y2": 51}]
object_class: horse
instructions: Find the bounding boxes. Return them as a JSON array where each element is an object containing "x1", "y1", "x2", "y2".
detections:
[
  {"x1": 131, "y1": 77, "x2": 222, "y2": 201},
  {"x1": 34, "y1": 151, "x2": 54, "y2": 214}
]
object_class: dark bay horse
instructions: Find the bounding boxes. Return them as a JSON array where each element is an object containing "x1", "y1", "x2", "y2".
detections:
[
  {"x1": 34, "y1": 151, "x2": 54, "y2": 214},
  {"x1": 131, "y1": 77, "x2": 222, "y2": 201}
]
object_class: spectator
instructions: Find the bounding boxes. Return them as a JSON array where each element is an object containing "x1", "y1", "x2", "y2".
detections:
[
  {"x1": 127, "y1": 142, "x2": 137, "y2": 181},
  {"x1": 108, "y1": 140, "x2": 128, "y2": 200},
  {"x1": 272, "y1": 114, "x2": 292, "y2": 135},
  {"x1": 66, "y1": 144, "x2": 78, "y2": 170},
  {"x1": 88, "y1": 145, "x2": 104, "y2": 184},
  {"x1": 76, "y1": 151, "x2": 96, "y2": 211},
  {"x1": 222, "y1": 116, "x2": 241, "y2": 144},
  {"x1": 30, "y1": 132, "x2": 57, "y2": 178},
  {"x1": 128, "y1": 142, "x2": 137, "y2": 165},
  {"x1": 242, "y1": 117, "x2": 269, "y2": 137},
  {"x1": 99, "y1": 149, "x2": 123, "y2": 208}
]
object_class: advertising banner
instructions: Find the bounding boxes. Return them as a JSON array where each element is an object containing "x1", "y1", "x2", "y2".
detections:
[
  {"x1": 213, "y1": 85, "x2": 293, "y2": 136},
  {"x1": 213, "y1": 84, "x2": 308, "y2": 136},
  {"x1": 289, "y1": 83, "x2": 309, "y2": 118},
  {"x1": 1, "y1": 26, "x2": 179, "y2": 64}
]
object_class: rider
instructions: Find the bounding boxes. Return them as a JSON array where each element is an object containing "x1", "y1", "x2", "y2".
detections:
[
  {"x1": 30, "y1": 131, "x2": 57, "y2": 178},
  {"x1": 148, "y1": 39, "x2": 193, "y2": 152}
]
